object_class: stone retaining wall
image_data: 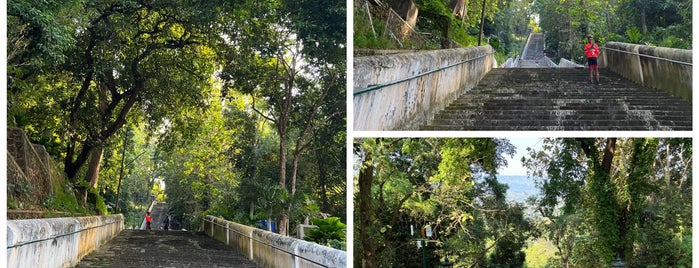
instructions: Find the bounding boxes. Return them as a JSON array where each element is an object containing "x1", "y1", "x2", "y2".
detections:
[
  {"x1": 353, "y1": 45, "x2": 496, "y2": 130},
  {"x1": 204, "y1": 216, "x2": 346, "y2": 268},
  {"x1": 7, "y1": 127, "x2": 57, "y2": 205},
  {"x1": 601, "y1": 42, "x2": 692, "y2": 102},
  {"x1": 7, "y1": 214, "x2": 124, "y2": 268}
]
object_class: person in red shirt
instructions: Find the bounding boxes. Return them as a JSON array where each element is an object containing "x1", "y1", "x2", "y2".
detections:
[
  {"x1": 145, "y1": 212, "x2": 152, "y2": 230},
  {"x1": 584, "y1": 35, "x2": 600, "y2": 84}
]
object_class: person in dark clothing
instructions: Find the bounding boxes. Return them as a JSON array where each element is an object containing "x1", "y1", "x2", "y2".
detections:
[{"x1": 163, "y1": 214, "x2": 170, "y2": 231}]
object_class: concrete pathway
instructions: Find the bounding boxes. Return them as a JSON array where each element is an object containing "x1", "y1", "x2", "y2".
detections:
[{"x1": 75, "y1": 230, "x2": 260, "y2": 268}]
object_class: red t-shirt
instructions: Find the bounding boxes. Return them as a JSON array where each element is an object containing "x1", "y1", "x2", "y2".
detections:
[
  {"x1": 146, "y1": 215, "x2": 152, "y2": 223},
  {"x1": 585, "y1": 43, "x2": 599, "y2": 58}
]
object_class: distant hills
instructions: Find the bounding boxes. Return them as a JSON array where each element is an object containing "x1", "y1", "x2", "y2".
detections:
[{"x1": 496, "y1": 175, "x2": 541, "y2": 203}]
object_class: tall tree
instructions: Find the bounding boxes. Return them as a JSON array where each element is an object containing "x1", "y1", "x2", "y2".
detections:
[
  {"x1": 219, "y1": 0, "x2": 345, "y2": 236},
  {"x1": 9, "y1": 0, "x2": 224, "y2": 204},
  {"x1": 524, "y1": 138, "x2": 690, "y2": 266}
]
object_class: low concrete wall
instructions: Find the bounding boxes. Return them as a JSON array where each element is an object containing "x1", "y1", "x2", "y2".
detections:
[
  {"x1": 204, "y1": 216, "x2": 346, "y2": 268},
  {"x1": 353, "y1": 45, "x2": 496, "y2": 130},
  {"x1": 558, "y1": 58, "x2": 583, "y2": 68},
  {"x1": 7, "y1": 214, "x2": 124, "y2": 268},
  {"x1": 602, "y1": 42, "x2": 692, "y2": 102}
]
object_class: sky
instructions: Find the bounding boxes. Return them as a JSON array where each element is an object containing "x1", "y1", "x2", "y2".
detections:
[{"x1": 498, "y1": 137, "x2": 545, "y2": 176}]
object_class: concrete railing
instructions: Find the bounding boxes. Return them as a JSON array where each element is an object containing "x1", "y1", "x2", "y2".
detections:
[
  {"x1": 501, "y1": 56, "x2": 519, "y2": 68},
  {"x1": 353, "y1": 45, "x2": 497, "y2": 130},
  {"x1": 601, "y1": 42, "x2": 692, "y2": 102},
  {"x1": 558, "y1": 58, "x2": 583, "y2": 68},
  {"x1": 203, "y1": 216, "x2": 346, "y2": 268},
  {"x1": 7, "y1": 214, "x2": 124, "y2": 268}
]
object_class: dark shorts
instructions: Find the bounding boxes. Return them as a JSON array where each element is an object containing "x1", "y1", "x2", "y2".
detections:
[{"x1": 587, "y1": 57, "x2": 598, "y2": 69}]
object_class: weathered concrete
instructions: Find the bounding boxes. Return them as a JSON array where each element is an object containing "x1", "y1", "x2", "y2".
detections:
[
  {"x1": 388, "y1": 0, "x2": 418, "y2": 30},
  {"x1": 558, "y1": 58, "x2": 583, "y2": 68},
  {"x1": 602, "y1": 42, "x2": 692, "y2": 102},
  {"x1": 75, "y1": 230, "x2": 260, "y2": 267},
  {"x1": 7, "y1": 214, "x2": 123, "y2": 268},
  {"x1": 420, "y1": 68, "x2": 692, "y2": 130},
  {"x1": 353, "y1": 45, "x2": 496, "y2": 130},
  {"x1": 7, "y1": 127, "x2": 57, "y2": 205},
  {"x1": 203, "y1": 216, "x2": 347, "y2": 268},
  {"x1": 518, "y1": 33, "x2": 557, "y2": 68}
]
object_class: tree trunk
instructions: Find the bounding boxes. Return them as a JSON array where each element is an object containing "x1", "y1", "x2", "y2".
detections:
[
  {"x1": 641, "y1": 10, "x2": 647, "y2": 34},
  {"x1": 579, "y1": 138, "x2": 619, "y2": 260},
  {"x1": 478, "y1": 0, "x2": 487, "y2": 46},
  {"x1": 277, "y1": 65, "x2": 292, "y2": 237},
  {"x1": 80, "y1": 147, "x2": 104, "y2": 205},
  {"x1": 359, "y1": 147, "x2": 376, "y2": 268},
  {"x1": 601, "y1": 138, "x2": 616, "y2": 173},
  {"x1": 316, "y1": 149, "x2": 329, "y2": 212}
]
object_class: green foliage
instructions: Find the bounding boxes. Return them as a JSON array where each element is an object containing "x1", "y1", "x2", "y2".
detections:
[
  {"x1": 678, "y1": 235, "x2": 692, "y2": 267},
  {"x1": 303, "y1": 217, "x2": 347, "y2": 249},
  {"x1": 354, "y1": 0, "x2": 529, "y2": 54},
  {"x1": 355, "y1": 138, "x2": 523, "y2": 267},
  {"x1": 11, "y1": 0, "x2": 345, "y2": 245},
  {"x1": 625, "y1": 27, "x2": 643, "y2": 44},
  {"x1": 8, "y1": 180, "x2": 32, "y2": 201},
  {"x1": 353, "y1": 9, "x2": 392, "y2": 49},
  {"x1": 43, "y1": 182, "x2": 83, "y2": 213},
  {"x1": 95, "y1": 193, "x2": 108, "y2": 216},
  {"x1": 524, "y1": 238, "x2": 556, "y2": 267},
  {"x1": 534, "y1": 0, "x2": 690, "y2": 61},
  {"x1": 523, "y1": 138, "x2": 692, "y2": 266}
]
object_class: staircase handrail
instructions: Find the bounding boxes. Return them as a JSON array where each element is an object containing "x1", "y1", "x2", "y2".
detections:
[
  {"x1": 602, "y1": 46, "x2": 692, "y2": 66},
  {"x1": 521, "y1": 33, "x2": 533, "y2": 58},
  {"x1": 354, "y1": 51, "x2": 495, "y2": 96}
]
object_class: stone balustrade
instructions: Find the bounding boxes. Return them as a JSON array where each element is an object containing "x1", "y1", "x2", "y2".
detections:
[
  {"x1": 601, "y1": 42, "x2": 692, "y2": 102},
  {"x1": 203, "y1": 216, "x2": 346, "y2": 268},
  {"x1": 7, "y1": 214, "x2": 124, "y2": 268},
  {"x1": 353, "y1": 45, "x2": 497, "y2": 130}
]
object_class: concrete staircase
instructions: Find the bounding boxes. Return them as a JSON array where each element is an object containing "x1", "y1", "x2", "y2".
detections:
[
  {"x1": 519, "y1": 33, "x2": 555, "y2": 68},
  {"x1": 148, "y1": 202, "x2": 170, "y2": 230},
  {"x1": 420, "y1": 68, "x2": 692, "y2": 131},
  {"x1": 75, "y1": 230, "x2": 260, "y2": 268}
]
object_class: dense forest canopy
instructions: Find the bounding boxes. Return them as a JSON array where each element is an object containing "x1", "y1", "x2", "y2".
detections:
[
  {"x1": 8, "y1": 0, "x2": 346, "y2": 242},
  {"x1": 355, "y1": 138, "x2": 691, "y2": 267},
  {"x1": 534, "y1": 0, "x2": 691, "y2": 62},
  {"x1": 355, "y1": 0, "x2": 691, "y2": 63}
]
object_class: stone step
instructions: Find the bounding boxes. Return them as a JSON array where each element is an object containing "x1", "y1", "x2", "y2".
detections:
[
  {"x1": 434, "y1": 111, "x2": 692, "y2": 121},
  {"x1": 421, "y1": 68, "x2": 692, "y2": 131},
  {"x1": 421, "y1": 119, "x2": 689, "y2": 131},
  {"x1": 76, "y1": 230, "x2": 260, "y2": 268},
  {"x1": 442, "y1": 103, "x2": 692, "y2": 112}
]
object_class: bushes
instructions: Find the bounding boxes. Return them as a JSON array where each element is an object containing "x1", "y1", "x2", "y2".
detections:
[{"x1": 303, "y1": 217, "x2": 346, "y2": 250}]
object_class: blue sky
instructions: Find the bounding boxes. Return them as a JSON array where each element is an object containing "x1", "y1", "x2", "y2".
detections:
[{"x1": 498, "y1": 137, "x2": 545, "y2": 176}]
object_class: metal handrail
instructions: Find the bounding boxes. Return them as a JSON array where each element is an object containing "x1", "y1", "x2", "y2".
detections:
[
  {"x1": 354, "y1": 52, "x2": 494, "y2": 96},
  {"x1": 205, "y1": 217, "x2": 334, "y2": 268},
  {"x1": 602, "y1": 46, "x2": 692, "y2": 66},
  {"x1": 7, "y1": 217, "x2": 122, "y2": 249}
]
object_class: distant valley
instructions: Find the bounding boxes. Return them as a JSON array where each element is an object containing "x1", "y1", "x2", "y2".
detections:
[{"x1": 496, "y1": 175, "x2": 540, "y2": 203}]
